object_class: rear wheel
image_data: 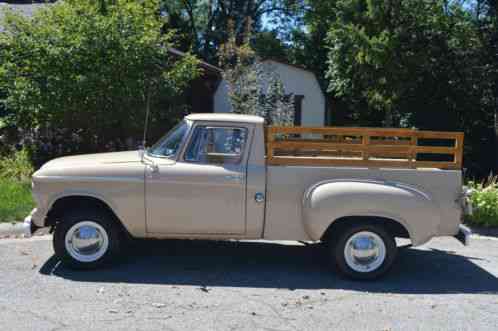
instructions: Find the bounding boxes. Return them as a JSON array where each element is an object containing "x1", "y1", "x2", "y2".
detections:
[
  {"x1": 53, "y1": 209, "x2": 122, "y2": 269},
  {"x1": 329, "y1": 223, "x2": 397, "y2": 280}
]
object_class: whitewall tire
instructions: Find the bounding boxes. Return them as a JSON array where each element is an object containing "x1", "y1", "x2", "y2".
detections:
[{"x1": 53, "y1": 209, "x2": 122, "y2": 269}]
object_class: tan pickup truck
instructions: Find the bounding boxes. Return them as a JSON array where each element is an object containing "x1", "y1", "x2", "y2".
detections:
[{"x1": 26, "y1": 113, "x2": 472, "y2": 280}]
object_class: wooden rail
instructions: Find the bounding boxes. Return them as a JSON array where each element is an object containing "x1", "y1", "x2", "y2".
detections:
[{"x1": 265, "y1": 126, "x2": 464, "y2": 170}]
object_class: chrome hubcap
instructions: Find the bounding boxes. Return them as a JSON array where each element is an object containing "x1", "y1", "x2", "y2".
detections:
[
  {"x1": 65, "y1": 221, "x2": 109, "y2": 262},
  {"x1": 344, "y1": 231, "x2": 386, "y2": 273}
]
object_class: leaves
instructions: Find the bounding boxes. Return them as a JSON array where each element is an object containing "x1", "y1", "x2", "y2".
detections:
[
  {"x1": 468, "y1": 176, "x2": 498, "y2": 226},
  {"x1": 0, "y1": 150, "x2": 34, "y2": 182},
  {"x1": 322, "y1": 0, "x2": 498, "y2": 175},
  {"x1": 0, "y1": 0, "x2": 200, "y2": 153}
]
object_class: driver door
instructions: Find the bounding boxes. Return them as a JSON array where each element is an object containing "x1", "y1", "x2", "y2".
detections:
[{"x1": 145, "y1": 123, "x2": 251, "y2": 235}]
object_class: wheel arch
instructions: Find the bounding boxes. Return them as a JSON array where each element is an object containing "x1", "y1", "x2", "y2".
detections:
[
  {"x1": 45, "y1": 195, "x2": 131, "y2": 238},
  {"x1": 321, "y1": 215, "x2": 411, "y2": 242}
]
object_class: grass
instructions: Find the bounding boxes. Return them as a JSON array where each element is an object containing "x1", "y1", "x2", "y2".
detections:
[
  {"x1": 0, "y1": 149, "x2": 35, "y2": 223},
  {"x1": 0, "y1": 178, "x2": 35, "y2": 223}
]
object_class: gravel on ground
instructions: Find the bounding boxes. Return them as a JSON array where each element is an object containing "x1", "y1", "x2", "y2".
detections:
[{"x1": 0, "y1": 236, "x2": 497, "y2": 331}]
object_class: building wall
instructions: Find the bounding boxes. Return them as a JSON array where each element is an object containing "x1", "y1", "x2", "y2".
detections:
[{"x1": 213, "y1": 60, "x2": 327, "y2": 126}]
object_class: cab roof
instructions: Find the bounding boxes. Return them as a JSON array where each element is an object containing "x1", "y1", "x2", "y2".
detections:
[{"x1": 185, "y1": 113, "x2": 265, "y2": 124}]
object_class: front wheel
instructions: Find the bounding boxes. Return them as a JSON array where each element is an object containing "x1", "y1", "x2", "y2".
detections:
[
  {"x1": 53, "y1": 209, "x2": 122, "y2": 269},
  {"x1": 329, "y1": 223, "x2": 397, "y2": 280}
]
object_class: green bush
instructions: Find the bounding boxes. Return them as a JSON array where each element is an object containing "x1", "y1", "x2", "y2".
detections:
[
  {"x1": 0, "y1": 178, "x2": 35, "y2": 223},
  {"x1": 0, "y1": 0, "x2": 200, "y2": 160},
  {"x1": 0, "y1": 149, "x2": 34, "y2": 182},
  {"x1": 466, "y1": 176, "x2": 498, "y2": 227}
]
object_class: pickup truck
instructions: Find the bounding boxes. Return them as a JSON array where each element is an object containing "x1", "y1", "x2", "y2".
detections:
[{"x1": 26, "y1": 113, "x2": 472, "y2": 280}]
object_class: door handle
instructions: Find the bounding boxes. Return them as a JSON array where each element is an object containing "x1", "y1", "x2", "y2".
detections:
[{"x1": 224, "y1": 174, "x2": 244, "y2": 182}]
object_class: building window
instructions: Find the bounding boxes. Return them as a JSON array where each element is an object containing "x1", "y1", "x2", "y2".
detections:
[{"x1": 294, "y1": 95, "x2": 304, "y2": 126}]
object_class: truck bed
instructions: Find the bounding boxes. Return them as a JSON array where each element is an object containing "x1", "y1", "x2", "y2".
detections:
[{"x1": 263, "y1": 165, "x2": 462, "y2": 246}]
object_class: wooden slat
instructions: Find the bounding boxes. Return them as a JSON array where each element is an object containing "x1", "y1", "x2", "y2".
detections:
[
  {"x1": 265, "y1": 125, "x2": 464, "y2": 170},
  {"x1": 268, "y1": 126, "x2": 414, "y2": 135},
  {"x1": 369, "y1": 151, "x2": 410, "y2": 158},
  {"x1": 268, "y1": 128, "x2": 409, "y2": 138},
  {"x1": 415, "y1": 131, "x2": 461, "y2": 139},
  {"x1": 454, "y1": 132, "x2": 464, "y2": 169},
  {"x1": 369, "y1": 139, "x2": 411, "y2": 145},
  {"x1": 273, "y1": 141, "x2": 366, "y2": 151},
  {"x1": 414, "y1": 146, "x2": 456, "y2": 154}
]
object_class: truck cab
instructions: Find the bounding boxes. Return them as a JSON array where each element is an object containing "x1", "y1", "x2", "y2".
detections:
[{"x1": 142, "y1": 114, "x2": 267, "y2": 238}]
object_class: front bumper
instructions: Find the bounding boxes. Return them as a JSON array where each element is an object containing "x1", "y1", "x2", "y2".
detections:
[
  {"x1": 454, "y1": 224, "x2": 472, "y2": 246},
  {"x1": 23, "y1": 209, "x2": 43, "y2": 238}
]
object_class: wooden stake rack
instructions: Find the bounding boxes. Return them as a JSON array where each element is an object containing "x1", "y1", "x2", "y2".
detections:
[{"x1": 265, "y1": 126, "x2": 464, "y2": 170}]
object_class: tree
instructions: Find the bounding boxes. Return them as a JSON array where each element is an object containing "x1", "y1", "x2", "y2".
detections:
[
  {"x1": 476, "y1": 0, "x2": 498, "y2": 169},
  {"x1": 324, "y1": 0, "x2": 496, "y2": 176},
  {"x1": 0, "y1": 0, "x2": 200, "y2": 162},
  {"x1": 218, "y1": 19, "x2": 294, "y2": 126},
  {"x1": 252, "y1": 30, "x2": 289, "y2": 60},
  {"x1": 261, "y1": 69, "x2": 294, "y2": 126},
  {"x1": 161, "y1": 0, "x2": 305, "y2": 62}
]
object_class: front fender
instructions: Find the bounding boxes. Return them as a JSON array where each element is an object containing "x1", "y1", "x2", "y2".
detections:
[
  {"x1": 302, "y1": 179, "x2": 441, "y2": 246},
  {"x1": 31, "y1": 172, "x2": 145, "y2": 237},
  {"x1": 32, "y1": 188, "x2": 120, "y2": 228}
]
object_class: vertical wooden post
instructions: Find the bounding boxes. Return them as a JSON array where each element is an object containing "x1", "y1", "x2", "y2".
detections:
[
  {"x1": 266, "y1": 126, "x2": 274, "y2": 163},
  {"x1": 362, "y1": 135, "x2": 370, "y2": 161},
  {"x1": 409, "y1": 132, "x2": 417, "y2": 168},
  {"x1": 455, "y1": 133, "x2": 464, "y2": 169}
]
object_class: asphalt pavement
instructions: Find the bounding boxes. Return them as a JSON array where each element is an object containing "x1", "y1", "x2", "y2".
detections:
[{"x1": 0, "y1": 236, "x2": 497, "y2": 331}]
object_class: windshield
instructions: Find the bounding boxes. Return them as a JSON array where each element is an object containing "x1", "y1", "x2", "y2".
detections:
[{"x1": 147, "y1": 120, "x2": 189, "y2": 158}]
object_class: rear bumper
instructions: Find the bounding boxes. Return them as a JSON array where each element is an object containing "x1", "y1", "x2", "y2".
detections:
[{"x1": 454, "y1": 224, "x2": 472, "y2": 246}]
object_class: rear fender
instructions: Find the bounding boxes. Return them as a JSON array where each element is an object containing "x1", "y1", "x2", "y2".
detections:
[{"x1": 302, "y1": 179, "x2": 441, "y2": 246}]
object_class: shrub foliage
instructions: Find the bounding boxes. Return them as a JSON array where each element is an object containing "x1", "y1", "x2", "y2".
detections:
[
  {"x1": 0, "y1": 0, "x2": 200, "y2": 164},
  {"x1": 467, "y1": 176, "x2": 498, "y2": 227},
  {"x1": 0, "y1": 149, "x2": 34, "y2": 182}
]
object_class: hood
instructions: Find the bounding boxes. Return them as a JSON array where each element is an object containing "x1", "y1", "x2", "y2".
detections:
[{"x1": 40, "y1": 151, "x2": 142, "y2": 169}]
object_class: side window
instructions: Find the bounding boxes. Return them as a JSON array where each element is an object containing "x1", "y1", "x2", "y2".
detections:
[{"x1": 185, "y1": 126, "x2": 248, "y2": 164}]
